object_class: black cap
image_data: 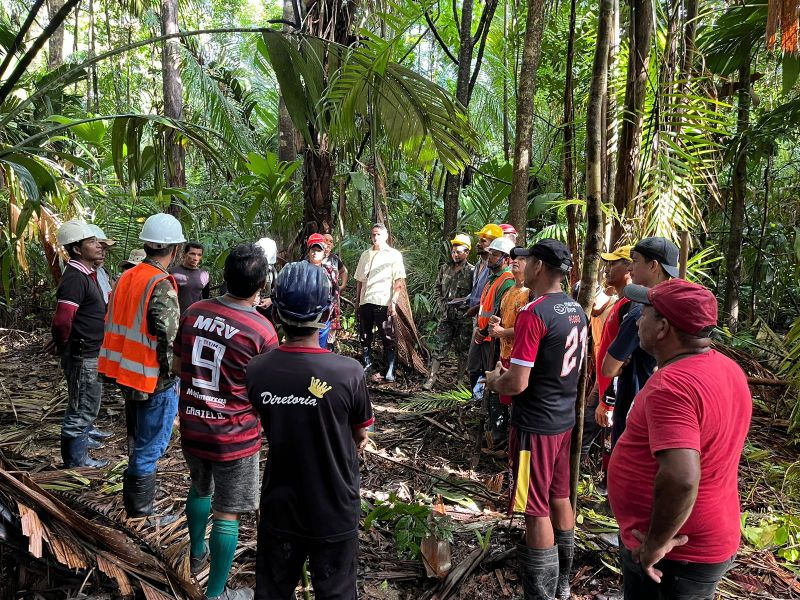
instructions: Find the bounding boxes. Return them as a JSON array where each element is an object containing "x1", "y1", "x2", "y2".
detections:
[
  {"x1": 633, "y1": 236, "x2": 680, "y2": 278},
  {"x1": 511, "y1": 238, "x2": 572, "y2": 272}
]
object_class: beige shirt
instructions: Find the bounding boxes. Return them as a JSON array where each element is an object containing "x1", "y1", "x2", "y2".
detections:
[{"x1": 354, "y1": 246, "x2": 406, "y2": 306}]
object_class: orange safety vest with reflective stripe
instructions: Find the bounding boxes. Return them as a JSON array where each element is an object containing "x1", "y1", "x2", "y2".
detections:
[
  {"x1": 98, "y1": 262, "x2": 177, "y2": 394},
  {"x1": 477, "y1": 270, "x2": 514, "y2": 341}
]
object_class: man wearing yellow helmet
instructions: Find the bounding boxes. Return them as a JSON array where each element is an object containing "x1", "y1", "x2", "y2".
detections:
[{"x1": 423, "y1": 234, "x2": 475, "y2": 390}]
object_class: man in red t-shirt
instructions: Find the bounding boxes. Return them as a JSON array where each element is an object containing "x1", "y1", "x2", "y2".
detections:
[
  {"x1": 175, "y1": 243, "x2": 279, "y2": 600},
  {"x1": 608, "y1": 279, "x2": 751, "y2": 599}
]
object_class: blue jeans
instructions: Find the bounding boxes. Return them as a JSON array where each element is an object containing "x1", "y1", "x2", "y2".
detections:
[
  {"x1": 125, "y1": 383, "x2": 179, "y2": 476},
  {"x1": 61, "y1": 353, "x2": 102, "y2": 439}
]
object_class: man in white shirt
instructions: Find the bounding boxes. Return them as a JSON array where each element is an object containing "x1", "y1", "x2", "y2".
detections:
[{"x1": 354, "y1": 223, "x2": 406, "y2": 382}]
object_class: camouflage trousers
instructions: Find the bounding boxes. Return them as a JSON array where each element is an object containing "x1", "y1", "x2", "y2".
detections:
[{"x1": 431, "y1": 316, "x2": 472, "y2": 361}]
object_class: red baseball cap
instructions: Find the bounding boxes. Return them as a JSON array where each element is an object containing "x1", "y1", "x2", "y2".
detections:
[
  {"x1": 307, "y1": 233, "x2": 326, "y2": 248},
  {"x1": 623, "y1": 279, "x2": 718, "y2": 336},
  {"x1": 500, "y1": 223, "x2": 517, "y2": 235}
]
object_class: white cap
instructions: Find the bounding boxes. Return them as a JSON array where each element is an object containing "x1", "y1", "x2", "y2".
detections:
[
  {"x1": 256, "y1": 237, "x2": 277, "y2": 265},
  {"x1": 488, "y1": 237, "x2": 515, "y2": 255},
  {"x1": 56, "y1": 220, "x2": 95, "y2": 246},
  {"x1": 139, "y1": 213, "x2": 186, "y2": 247}
]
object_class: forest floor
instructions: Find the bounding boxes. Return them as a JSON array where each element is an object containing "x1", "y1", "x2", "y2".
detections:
[{"x1": 0, "y1": 328, "x2": 799, "y2": 599}]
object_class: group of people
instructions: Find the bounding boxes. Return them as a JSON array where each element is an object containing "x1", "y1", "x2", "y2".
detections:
[{"x1": 50, "y1": 214, "x2": 753, "y2": 600}]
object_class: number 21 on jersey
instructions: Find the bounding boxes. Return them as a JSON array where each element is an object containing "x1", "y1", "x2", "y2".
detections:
[{"x1": 560, "y1": 325, "x2": 588, "y2": 377}]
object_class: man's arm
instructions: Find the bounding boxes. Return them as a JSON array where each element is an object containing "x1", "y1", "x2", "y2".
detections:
[
  {"x1": 602, "y1": 354, "x2": 625, "y2": 379},
  {"x1": 148, "y1": 281, "x2": 181, "y2": 377},
  {"x1": 486, "y1": 361, "x2": 530, "y2": 396},
  {"x1": 339, "y1": 264, "x2": 349, "y2": 290},
  {"x1": 352, "y1": 426, "x2": 369, "y2": 449},
  {"x1": 388, "y1": 277, "x2": 404, "y2": 316},
  {"x1": 355, "y1": 281, "x2": 363, "y2": 309},
  {"x1": 633, "y1": 448, "x2": 699, "y2": 582},
  {"x1": 603, "y1": 309, "x2": 641, "y2": 378}
]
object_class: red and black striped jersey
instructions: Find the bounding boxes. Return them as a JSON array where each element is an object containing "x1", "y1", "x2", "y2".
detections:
[
  {"x1": 509, "y1": 291, "x2": 588, "y2": 435},
  {"x1": 175, "y1": 297, "x2": 279, "y2": 461}
]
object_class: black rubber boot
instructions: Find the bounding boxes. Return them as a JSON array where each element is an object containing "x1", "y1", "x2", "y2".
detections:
[
  {"x1": 87, "y1": 437, "x2": 104, "y2": 449},
  {"x1": 362, "y1": 347, "x2": 372, "y2": 372},
  {"x1": 554, "y1": 529, "x2": 574, "y2": 600},
  {"x1": 88, "y1": 427, "x2": 113, "y2": 440},
  {"x1": 123, "y1": 470, "x2": 157, "y2": 517},
  {"x1": 517, "y1": 544, "x2": 559, "y2": 600},
  {"x1": 61, "y1": 436, "x2": 109, "y2": 468},
  {"x1": 384, "y1": 349, "x2": 396, "y2": 382}
]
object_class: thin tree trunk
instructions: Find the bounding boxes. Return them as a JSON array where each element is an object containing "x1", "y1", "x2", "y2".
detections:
[
  {"x1": 563, "y1": 0, "x2": 580, "y2": 286},
  {"x1": 88, "y1": 0, "x2": 99, "y2": 112},
  {"x1": 610, "y1": 0, "x2": 652, "y2": 244},
  {"x1": 723, "y1": 60, "x2": 750, "y2": 332},
  {"x1": 508, "y1": 0, "x2": 547, "y2": 245},
  {"x1": 161, "y1": 0, "x2": 185, "y2": 216},
  {"x1": 278, "y1": 0, "x2": 297, "y2": 163},
  {"x1": 604, "y1": 0, "x2": 619, "y2": 244},
  {"x1": 749, "y1": 155, "x2": 771, "y2": 323},
  {"x1": 0, "y1": 0, "x2": 46, "y2": 77},
  {"x1": 502, "y1": 0, "x2": 510, "y2": 163},
  {"x1": 571, "y1": 0, "x2": 612, "y2": 510},
  {"x1": 103, "y1": 0, "x2": 122, "y2": 108},
  {"x1": 442, "y1": 0, "x2": 475, "y2": 242}
]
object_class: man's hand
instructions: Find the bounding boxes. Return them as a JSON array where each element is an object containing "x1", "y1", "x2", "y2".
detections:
[
  {"x1": 488, "y1": 315, "x2": 503, "y2": 338},
  {"x1": 595, "y1": 403, "x2": 613, "y2": 427},
  {"x1": 485, "y1": 360, "x2": 507, "y2": 391},
  {"x1": 44, "y1": 337, "x2": 58, "y2": 356},
  {"x1": 473, "y1": 327, "x2": 485, "y2": 344},
  {"x1": 631, "y1": 529, "x2": 689, "y2": 583},
  {"x1": 387, "y1": 303, "x2": 395, "y2": 317}
]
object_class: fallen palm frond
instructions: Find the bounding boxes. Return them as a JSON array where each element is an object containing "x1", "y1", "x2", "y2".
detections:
[
  {"x1": 0, "y1": 462, "x2": 203, "y2": 599},
  {"x1": 399, "y1": 385, "x2": 471, "y2": 413}
]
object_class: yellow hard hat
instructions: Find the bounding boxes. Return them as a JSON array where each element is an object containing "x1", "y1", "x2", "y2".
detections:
[
  {"x1": 449, "y1": 233, "x2": 472, "y2": 250},
  {"x1": 600, "y1": 245, "x2": 633, "y2": 262},
  {"x1": 476, "y1": 224, "x2": 503, "y2": 240}
]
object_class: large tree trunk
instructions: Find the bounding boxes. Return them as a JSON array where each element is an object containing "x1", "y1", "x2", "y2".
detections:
[
  {"x1": 604, "y1": 0, "x2": 619, "y2": 239},
  {"x1": 502, "y1": 0, "x2": 510, "y2": 163},
  {"x1": 571, "y1": 0, "x2": 612, "y2": 510},
  {"x1": 442, "y1": 0, "x2": 476, "y2": 242},
  {"x1": 507, "y1": 0, "x2": 546, "y2": 245},
  {"x1": 723, "y1": 60, "x2": 750, "y2": 332},
  {"x1": 47, "y1": 0, "x2": 65, "y2": 70},
  {"x1": 563, "y1": 0, "x2": 579, "y2": 286},
  {"x1": 161, "y1": 0, "x2": 185, "y2": 217},
  {"x1": 278, "y1": 0, "x2": 297, "y2": 163},
  {"x1": 610, "y1": 0, "x2": 652, "y2": 244}
]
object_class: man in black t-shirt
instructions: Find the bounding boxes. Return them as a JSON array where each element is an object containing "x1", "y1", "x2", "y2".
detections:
[
  {"x1": 600, "y1": 236, "x2": 677, "y2": 446},
  {"x1": 486, "y1": 239, "x2": 587, "y2": 600},
  {"x1": 246, "y1": 261, "x2": 373, "y2": 600},
  {"x1": 51, "y1": 221, "x2": 110, "y2": 469}
]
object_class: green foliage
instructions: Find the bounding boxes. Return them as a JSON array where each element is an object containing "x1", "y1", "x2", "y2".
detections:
[
  {"x1": 742, "y1": 513, "x2": 800, "y2": 565},
  {"x1": 399, "y1": 385, "x2": 471, "y2": 413},
  {"x1": 363, "y1": 493, "x2": 455, "y2": 559}
]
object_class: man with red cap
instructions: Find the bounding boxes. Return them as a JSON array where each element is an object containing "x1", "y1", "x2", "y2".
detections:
[
  {"x1": 500, "y1": 223, "x2": 518, "y2": 244},
  {"x1": 608, "y1": 279, "x2": 751, "y2": 599}
]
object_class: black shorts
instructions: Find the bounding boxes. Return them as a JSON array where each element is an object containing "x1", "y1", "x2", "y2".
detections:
[{"x1": 255, "y1": 530, "x2": 358, "y2": 600}]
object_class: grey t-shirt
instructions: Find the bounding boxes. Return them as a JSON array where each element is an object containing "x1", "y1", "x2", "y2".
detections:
[{"x1": 169, "y1": 265, "x2": 210, "y2": 315}]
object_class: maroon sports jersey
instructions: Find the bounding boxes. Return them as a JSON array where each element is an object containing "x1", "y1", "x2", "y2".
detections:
[
  {"x1": 176, "y1": 297, "x2": 279, "y2": 461},
  {"x1": 509, "y1": 292, "x2": 588, "y2": 434}
]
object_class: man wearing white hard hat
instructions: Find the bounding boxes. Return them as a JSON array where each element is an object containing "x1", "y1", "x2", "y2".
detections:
[
  {"x1": 87, "y1": 224, "x2": 115, "y2": 303},
  {"x1": 52, "y1": 220, "x2": 109, "y2": 468},
  {"x1": 99, "y1": 212, "x2": 185, "y2": 519}
]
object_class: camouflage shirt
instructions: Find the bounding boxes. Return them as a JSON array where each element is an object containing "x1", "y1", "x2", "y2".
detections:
[
  {"x1": 121, "y1": 257, "x2": 181, "y2": 403},
  {"x1": 436, "y1": 260, "x2": 475, "y2": 318}
]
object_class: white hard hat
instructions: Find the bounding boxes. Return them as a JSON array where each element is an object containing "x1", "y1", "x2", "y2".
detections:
[
  {"x1": 87, "y1": 224, "x2": 115, "y2": 246},
  {"x1": 139, "y1": 213, "x2": 186, "y2": 247},
  {"x1": 256, "y1": 237, "x2": 277, "y2": 265},
  {"x1": 56, "y1": 220, "x2": 95, "y2": 246},
  {"x1": 488, "y1": 237, "x2": 515, "y2": 255}
]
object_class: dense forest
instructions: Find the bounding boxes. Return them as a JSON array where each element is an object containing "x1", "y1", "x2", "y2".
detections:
[{"x1": 1, "y1": 0, "x2": 800, "y2": 598}]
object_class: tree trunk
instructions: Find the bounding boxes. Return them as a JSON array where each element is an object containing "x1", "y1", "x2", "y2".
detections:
[
  {"x1": 610, "y1": 0, "x2": 652, "y2": 244},
  {"x1": 604, "y1": 0, "x2": 619, "y2": 245},
  {"x1": 161, "y1": 0, "x2": 185, "y2": 217},
  {"x1": 571, "y1": 0, "x2": 612, "y2": 509},
  {"x1": 502, "y1": 0, "x2": 510, "y2": 163},
  {"x1": 723, "y1": 60, "x2": 750, "y2": 332},
  {"x1": 749, "y1": 156, "x2": 770, "y2": 323},
  {"x1": 47, "y1": 0, "x2": 65, "y2": 70},
  {"x1": 278, "y1": 0, "x2": 297, "y2": 163},
  {"x1": 563, "y1": 0, "x2": 579, "y2": 286},
  {"x1": 442, "y1": 0, "x2": 475, "y2": 242},
  {"x1": 303, "y1": 146, "x2": 334, "y2": 235},
  {"x1": 508, "y1": 0, "x2": 546, "y2": 245}
]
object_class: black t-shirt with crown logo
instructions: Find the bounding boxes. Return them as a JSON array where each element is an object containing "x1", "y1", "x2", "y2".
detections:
[{"x1": 246, "y1": 346, "x2": 373, "y2": 542}]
